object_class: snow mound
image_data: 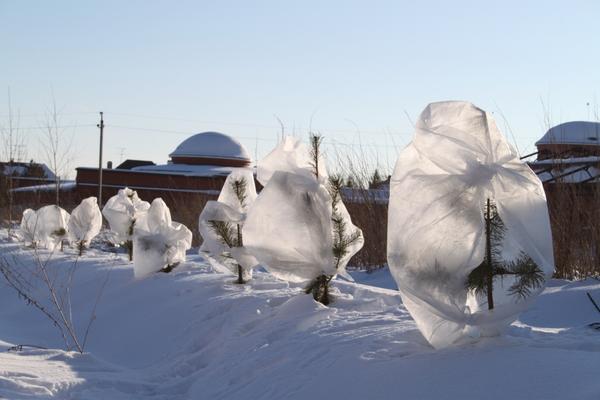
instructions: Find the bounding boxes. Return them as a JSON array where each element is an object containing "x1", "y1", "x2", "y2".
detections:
[{"x1": 0, "y1": 239, "x2": 598, "y2": 400}]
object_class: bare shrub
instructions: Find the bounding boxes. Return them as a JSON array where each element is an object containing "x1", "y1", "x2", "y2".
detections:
[
  {"x1": 327, "y1": 141, "x2": 390, "y2": 271},
  {"x1": 0, "y1": 241, "x2": 113, "y2": 353},
  {"x1": 546, "y1": 181, "x2": 600, "y2": 279}
]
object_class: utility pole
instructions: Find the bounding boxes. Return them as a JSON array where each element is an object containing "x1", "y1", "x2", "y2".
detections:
[{"x1": 97, "y1": 112, "x2": 104, "y2": 207}]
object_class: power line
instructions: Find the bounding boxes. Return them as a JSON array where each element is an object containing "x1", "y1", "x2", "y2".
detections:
[
  {"x1": 107, "y1": 124, "x2": 405, "y2": 149},
  {"x1": 10, "y1": 124, "x2": 97, "y2": 132},
  {"x1": 102, "y1": 111, "x2": 414, "y2": 137}
]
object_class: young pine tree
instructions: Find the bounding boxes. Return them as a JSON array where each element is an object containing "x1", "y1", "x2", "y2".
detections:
[
  {"x1": 305, "y1": 134, "x2": 363, "y2": 305},
  {"x1": 466, "y1": 198, "x2": 545, "y2": 310},
  {"x1": 208, "y1": 177, "x2": 249, "y2": 284},
  {"x1": 369, "y1": 169, "x2": 383, "y2": 189}
]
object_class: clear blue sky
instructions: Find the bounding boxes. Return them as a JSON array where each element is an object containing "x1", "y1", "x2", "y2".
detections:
[{"x1": 1, "y1": 0, "x2": 599, "y2": 178}]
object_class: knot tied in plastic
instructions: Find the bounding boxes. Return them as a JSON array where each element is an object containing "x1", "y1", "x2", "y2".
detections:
[{"x1": 388, "y1": 101, "x2": 555, "y2": 348}]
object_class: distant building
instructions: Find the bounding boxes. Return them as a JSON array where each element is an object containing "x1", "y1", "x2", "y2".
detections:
[
  {"x1": 75, "y1": 131, "x2": 253, "y2": 201},
  {"x1": 0, "y1": 160, "x2": 56, "y2": 188},
  {"x1": 528, "y1": 121, "x2": 600, "y2": 276}
]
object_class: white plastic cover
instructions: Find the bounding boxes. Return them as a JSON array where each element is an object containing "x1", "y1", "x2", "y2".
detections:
[
  {"x1": 387, "y1": 101, "x2": 555, "y2": 348},
  {"x1": 133, "y1": 198, "x2": 192, "y2": 278},
  {"x1": 20, "y1": 205, "x2": 70, "y2": 249},
  {"x1": 244, "y1": 136, "x2": 363, "y2": 284},
  {"x1": 198, "y1": 169, "x2": 259, "y2": 277},
  {"x1": 19, "y1": 208, "x2": 39, "y2": 246},
  {"x1": 68, "y1": 197, "x2": 103, "y2": 248},
  {"x1": 102, "y1": 188, "x2": 150, "y2": 244},
  {"x1": 257, "y1": 136, "x2": 328, "y2": 186}
]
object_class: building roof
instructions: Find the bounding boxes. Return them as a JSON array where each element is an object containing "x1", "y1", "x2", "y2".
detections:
[
  {"x1": 130, "y1": 163, "x2": 249, "y2": 177},
  {"x1": 536, "y1": 121, "x2": 600, "y2": 146},
  {"x1": 116, "y1": 159, "x2": 156, "y2": 170},
  {"x1": 0, "y1": 161, "x2": 56, "y2": 180},
  {"x1": 169, "y1": 131, "x2": 251, "y2": 161}
]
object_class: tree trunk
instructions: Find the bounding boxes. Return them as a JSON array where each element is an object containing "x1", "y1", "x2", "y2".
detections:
[
  {"x1": 236, "y1": 264, "x2": 244, "y2": 284},
  {"x1": 126, "y1": 240, "x2": 133, "y2": 262},
  {"x1": 485, "y1": 198, "x2": 494, "y2": 310}
]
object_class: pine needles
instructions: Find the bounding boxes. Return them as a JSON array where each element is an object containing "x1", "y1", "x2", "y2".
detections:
[
  {"x1": 207, "y1": 176, "x2": 249, "y2": 283},
  {"x1": 309, "y1": 133, "x2": 323, "y2": 180},
  {"x1": 466, "y1": 198, "x2": 545, "y2": 309}
]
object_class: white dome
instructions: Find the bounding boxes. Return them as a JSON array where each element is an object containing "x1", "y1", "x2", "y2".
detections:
[
  {"x1": 169, "y1": 132, "x2": 251, "y2": 161},
  {"x1": 537, "y1": 121, "x2": 600, "y2": 146}
]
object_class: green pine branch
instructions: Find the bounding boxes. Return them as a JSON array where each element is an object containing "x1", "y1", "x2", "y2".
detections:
[
  {"x1": 466, "y1": 199, "x2": 545, "y2": 308},
  {"x1": 309, "y1": 133, "x2": 323, "y2": 180},
  {"x1": 207, "y1": 220, "x2": 239, "y2": 248},
  {"x1": 231, "y1": 177, "x2": 248, "y2": 209}
]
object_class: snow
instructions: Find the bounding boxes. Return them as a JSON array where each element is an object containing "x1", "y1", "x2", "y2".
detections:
[
  {"x1": 529, "y1": 157, "x2": 600, "y2": 183},
  {"x1": 0, "y1": 232, "x2": 599, "y2": 399},
  {"x1": 531, "y1": 156, "x2": 600, "y2": 165},
  {"x1": 2, "y1": 163, "x2": 56, "y2": 180},
  {"x1": 168, "y1": 131, "x2": 251, "y2": 161},
  {"x1": 131, "y1": 163, "x2": 250, "y2": 178},
  {"x1": 12, "y1": 181, "x2": 76, "y2": 193},
  {"x1": 536, "y1": 121, "x2": 600, "y2": 146}
]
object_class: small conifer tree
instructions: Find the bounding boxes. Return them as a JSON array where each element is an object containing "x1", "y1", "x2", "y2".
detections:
[
  {"x1": 369, "y1": 169, "x2": 383, "y2": 189},
  {"x1": 305, "y1": 133, "x2": 363, "y2": 305},
  {"x1": 208, "y1": 176, "x2": 249, "y2": 284},
  {"x1": 124, "y1": 191, "x2": 137, "y2": 261},
  {"x1": 466, "y1": 198, "x2": 545, "y2": 310}
]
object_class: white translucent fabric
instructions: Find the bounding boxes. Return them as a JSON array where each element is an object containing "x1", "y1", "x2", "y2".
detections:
[
  {"x1": 244, "y1": 136, "x2": 363, "y2": 284},
  {"x1": 133, "y1": 198, "x2": 192, "y2": 278},
  {"x1": 19, "y1": 205, "x2": 70, "y2": 249},
  {"x1": 199, "y1": 169, "x2": 259, "y2": 277},
  {"x1": 387, "y1": 101, "x2": 555, "y2": 348},
  {"x1": 19, "y1": 209, "x2": 39, "y2": 246},
  {"x1": 102, "y1": 188, "x2": 150, "y2": 245},
  {"x1": 257, "y1": 136, "x2": 328, "y2": 186},
  {"x1": 68, "y1": 197, "x2": 103, "y2": 248},
  {"x1": 244, "y1": 171, "x2": 334, "y2": 283}
]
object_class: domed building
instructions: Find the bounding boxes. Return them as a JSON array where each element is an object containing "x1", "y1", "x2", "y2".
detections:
[
  {"x1": 129, "y1": 132, "x2": 252, "y2": 175},
  {"x1": 74, "y1": 131, "x2": 254, "y2": 221}
]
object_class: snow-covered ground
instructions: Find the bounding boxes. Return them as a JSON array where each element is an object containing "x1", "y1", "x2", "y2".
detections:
[{"x1": 1, "y1": 231, "x2": 599, "y2": 399}]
